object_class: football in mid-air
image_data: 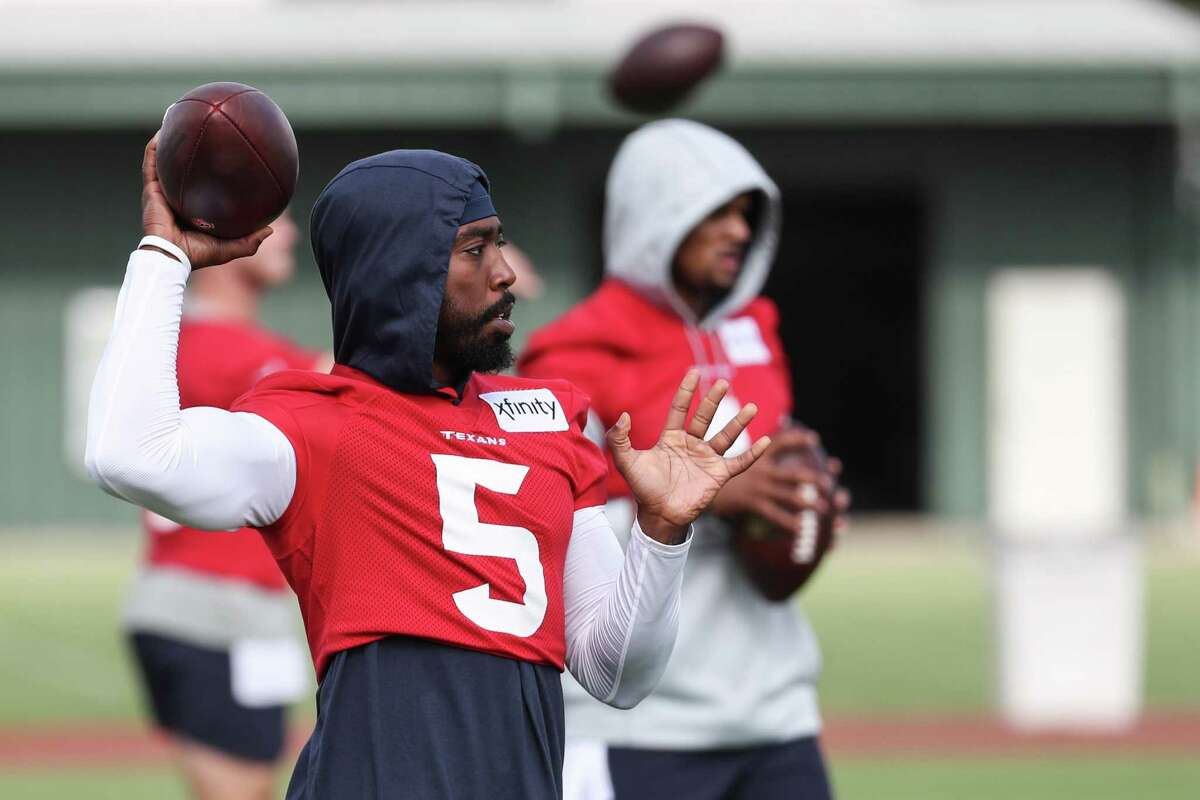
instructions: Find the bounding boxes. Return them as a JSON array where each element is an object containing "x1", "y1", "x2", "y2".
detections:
[
  {"x1": 156, "y1": 82, "x2": 298, "y2": 239},
  {"x1": 609, "y1": 23, "x2": 725, "y2": 114},
  {"x1": 732, "y1": 437, "x2": 837, "y2": 602}
]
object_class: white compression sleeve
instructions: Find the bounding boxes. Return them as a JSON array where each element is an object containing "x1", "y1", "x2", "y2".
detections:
[
  {"x1": 85, "y1": 245, "x2": 296, "y2": 531},
  {"x1": 563, "y1": 506, "x2": 691, "y2": 709}
]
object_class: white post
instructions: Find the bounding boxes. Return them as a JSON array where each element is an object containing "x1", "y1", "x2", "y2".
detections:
[
  {"x1": 62, "y1": 287, "x2": 119, "y2": 478},
  {"x1": 987, "y1": 268, "x2": 1141, "y2": 731}
]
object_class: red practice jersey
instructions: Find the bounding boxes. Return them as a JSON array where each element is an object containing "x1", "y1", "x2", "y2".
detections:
[
  {"x1": 230, "y1": 365, "x2": 608, "y2": 678},
  {"x1": 520, "y1": 279, "x2": 793, "y2": 499},
  {"x1": 142, "y1": 318, "x2": 321, "y2": 591}
]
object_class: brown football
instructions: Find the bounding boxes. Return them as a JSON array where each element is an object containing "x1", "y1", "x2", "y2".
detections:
[
  {"x1": 609, "y1": 23, "x2": 725, "y2": 114},
  {"x1": 732, "y1": 442, "x2": 836, "y2": 602},
  {"x1": 156, "y1": 82, "x2": 298, "y2": 239}
]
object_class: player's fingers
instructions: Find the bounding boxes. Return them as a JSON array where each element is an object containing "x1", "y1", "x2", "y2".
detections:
[
  {"x1": 663, "y1": 370, "x2": 700, "y2": 432},
  {"x1": 142, "y1": 132, "x2": 161, "y2": 187},
  {"x1": 769, "y1": 463, "x2": 833, "y2": 495},
  {"x1": 761, "y1": 482, "x2": 829, "y2": 515},
  {"x1": 686, "y1": 379, "x2": 726, "y2": 439},
  {"x1": 196, "y1": 227, "x2": 272, "y2": 270},
  {"x1": 753, "y1": 501, "x2": 803, "y2": 533},
  {"x1": 785, "y1": 424, "x2": 821, "y2": 449},
  {"x1": 606, "y1": 412, "x2": 634, "y2": 463},
  {"x1": 725, "y1": 434, "x2": 770, "y2": 477},
  {"x1": 766, "y1": 427, "x2": 812, "y2": 452},
  {"x1": 834, "y1": 487, "x2": 852, "y2": 513},
  {"x1": 142, "y1": 175, "x2": 169, "y2": 215},
  {"x1": 761, "y1": 485, "x2": 805, "y2": 513},
  {"x1": 226, "y1": 226, "x2": 273, "y2": 258},
  {"x1": 803, "y1": 427, "x2": 822, "y2": 448},
  {"x1": 780, "y1": 466, "x2": 836, "y2": 494},
  {"x1": 707, "y1": 402, "x2": 757, "y2": 455},
  {"x1": 251, "y1": 226, "x2": 273, "y2": 248},
  {"x1": 826, "y1": 457, "x2": 843, "y2": 477}
]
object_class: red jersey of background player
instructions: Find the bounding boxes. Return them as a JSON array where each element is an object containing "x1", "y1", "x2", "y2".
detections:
[
  {"x1": 520, "y1": 279, "x2": 792, "y2": 499},
  {"x1": 231, "y1": 365, "x2": 607, "y2": 678},
  {"x1": 141, "y1": 319, "x2": 320, "y2": 590}
]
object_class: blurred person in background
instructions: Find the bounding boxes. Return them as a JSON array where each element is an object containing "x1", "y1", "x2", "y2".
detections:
[
  {"x1": 520, "y1": 119, "x2": 848, "y2": 800},
  {"x1": 122, "y1": 210, "x2": 329, "y2": 800}
]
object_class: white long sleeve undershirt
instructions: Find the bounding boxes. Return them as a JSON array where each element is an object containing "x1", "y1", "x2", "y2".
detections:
[{"x1": 86, "y1": 244, "x2": 688, "y2": 708}]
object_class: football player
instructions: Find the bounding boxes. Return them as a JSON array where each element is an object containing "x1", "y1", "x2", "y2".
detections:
[
  {"x1": 520, "y1": 120, "x2": 849, "y2": 800},
  {"x1": 85, "y1": 135, "x2": 769, "y2": 799},
  {"x1": 122, "y1": 208, "x2": 327, "y2": 800}
]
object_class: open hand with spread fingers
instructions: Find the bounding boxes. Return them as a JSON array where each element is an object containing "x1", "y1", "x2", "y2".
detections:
[{"x1": 607, "y1": 370, "x2": 771, "y2": 545}]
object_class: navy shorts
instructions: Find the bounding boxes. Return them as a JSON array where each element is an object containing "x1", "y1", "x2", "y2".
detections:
[
  {"x1": 286, "y1": 636, "x2": 565, "y2": 800},
  {"x1": 128, "y1": 632, "x2": 287, "y2": 763},
  {"x1": 607, "y1": 737, "x2": 833, "y2": 800}
]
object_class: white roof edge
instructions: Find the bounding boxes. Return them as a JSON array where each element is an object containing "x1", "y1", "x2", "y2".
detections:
[{"x1": 3, "y1": 0, "x2": 1200, "y2": 69}]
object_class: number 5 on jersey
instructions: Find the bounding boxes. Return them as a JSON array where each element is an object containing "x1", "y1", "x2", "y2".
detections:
[{"x1": 431, "y1": 454, "x2": 547, "y2": 638}]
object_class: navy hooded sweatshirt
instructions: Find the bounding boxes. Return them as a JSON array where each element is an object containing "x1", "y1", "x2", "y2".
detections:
[{"x1": 310, "y1": 149, "x2": 496, "y2": 394}]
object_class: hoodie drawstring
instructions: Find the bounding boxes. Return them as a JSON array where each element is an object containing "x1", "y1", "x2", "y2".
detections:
[{"x1": 683, "y1": 325, "x2": 734, "y2": 394}]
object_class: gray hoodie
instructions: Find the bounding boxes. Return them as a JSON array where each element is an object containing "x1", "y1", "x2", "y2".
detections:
[{"x1": 561, "y1": 120, "x2": 823, "y2": 749}]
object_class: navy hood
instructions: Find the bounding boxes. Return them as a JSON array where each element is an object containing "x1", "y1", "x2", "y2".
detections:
[{"x1": 310, "y1": 149, "x2": 496, "y2": 393}]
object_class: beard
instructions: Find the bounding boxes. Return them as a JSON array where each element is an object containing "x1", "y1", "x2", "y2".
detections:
[{"x1": 435, "y1": 291, "x2": 516, "y2": 376}]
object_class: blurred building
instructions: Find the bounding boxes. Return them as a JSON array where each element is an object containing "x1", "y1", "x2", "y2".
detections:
[{"x1": 2, "y1": 0, "x2": 1200, "y2": 524}]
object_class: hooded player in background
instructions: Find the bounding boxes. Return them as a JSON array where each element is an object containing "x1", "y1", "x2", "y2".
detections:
[
  {"x1": 123, "y1": 209, "x2": 329, "y2": 800},
  {"x1": 520, "y1": 120, "x2": 849, "y2": 800},
  {"x1": 86, "y1": 135, "x2": 772, "y2": 799}
]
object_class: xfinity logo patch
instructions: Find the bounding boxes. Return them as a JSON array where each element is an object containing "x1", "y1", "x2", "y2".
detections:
[{"x1": 479, "y1": 388, "x2": 569, "y2": 433}]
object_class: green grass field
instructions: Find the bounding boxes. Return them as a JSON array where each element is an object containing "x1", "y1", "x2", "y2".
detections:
[
  {"x1": 2, "y1": 522, "x2": 1198, "y2": 798},
  {"x1": 5, "y1": 756, "x2": 1200, "y2": 800}
]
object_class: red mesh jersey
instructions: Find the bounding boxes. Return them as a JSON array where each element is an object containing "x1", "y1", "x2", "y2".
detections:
[
  {"x1": 230, "y1": 365, "x2": 608, "y2": 679},
  {"x1": 142, "y1": 318, "x2": 321, "y2": 591},
  {"x1": 520, "y1": 279, "x2": 793, "y2": 499}
]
